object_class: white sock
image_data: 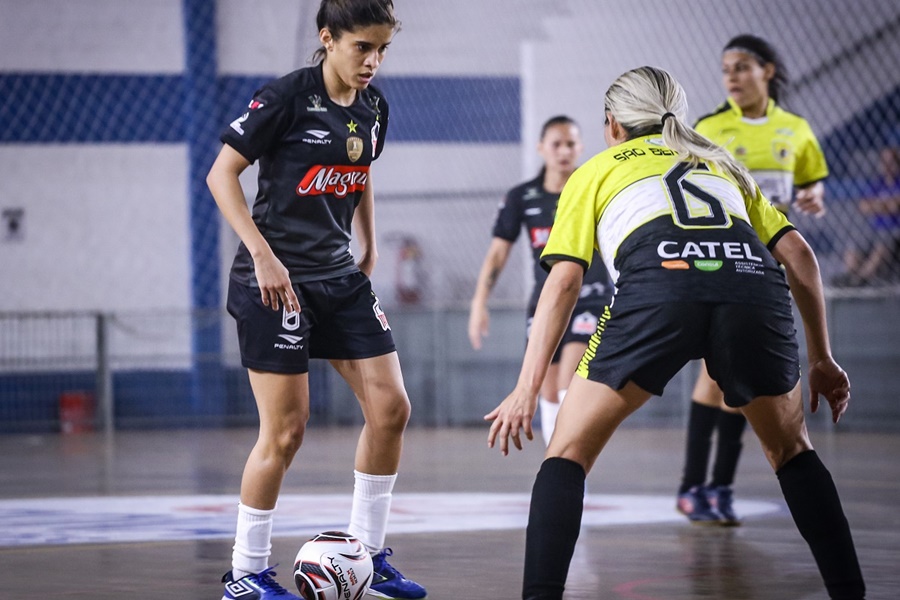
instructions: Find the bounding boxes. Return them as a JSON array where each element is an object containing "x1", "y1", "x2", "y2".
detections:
[
  {"x1": 539, "y1": 395, "x2": 562, "y2": 447},
  {"x1": 347, "y1": 470, "x2": 397, "y2": 554},
  {"x1": 232, "y1": 503, "x2": 275, "y2": 579}
]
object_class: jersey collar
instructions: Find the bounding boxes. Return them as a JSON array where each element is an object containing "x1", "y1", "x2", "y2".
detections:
[{"x1": 726, "y1": 96, "x2": 775, "y2": 123}]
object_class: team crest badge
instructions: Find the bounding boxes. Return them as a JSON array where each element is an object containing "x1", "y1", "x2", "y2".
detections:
[
  {"x1": 771, "y1": 140, "x2": 792, "y2": 165},
  {"x1": 347, "y1": 136, "x2": 364, "y2": 162}
]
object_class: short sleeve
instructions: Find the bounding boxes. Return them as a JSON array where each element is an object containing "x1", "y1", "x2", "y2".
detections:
[
  {"x1": 220, "y1": 85, "x2": 292, "y2": 164},
  {"x1": 491, "y1": 190, "x2": 523, "y2": 242},
  {"x1": 540, "y1": 163, "x2": 601, "y2": 272},
  {"x1": 745, "y1": 183, "x2": 795, "y2": 248},
  {"x1": 793, "y1": 120, "x2": 829, "y2": 187}
]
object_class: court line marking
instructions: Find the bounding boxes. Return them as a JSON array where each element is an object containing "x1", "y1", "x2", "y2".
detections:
[{"x1": 0, "y1": 493, "x2": 783, "y2": 547}]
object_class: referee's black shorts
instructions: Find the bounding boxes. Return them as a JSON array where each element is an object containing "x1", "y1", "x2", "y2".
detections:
[
  {"x1": 227, "y1": 271, "x2": 396, "y2": 374},
  {"x1": 576, "y1": 300, "x2": 799, "y2": 407}
]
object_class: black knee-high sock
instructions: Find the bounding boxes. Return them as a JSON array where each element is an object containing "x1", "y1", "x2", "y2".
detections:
[
  {"x1": 777, "y1": 450, "x2": 865, "y2": 600},
  {"x1": 523, "y1": 458, "x2": 586, "y2": 600},
  {"x1": 710, "y1": 411, "x2": 747, "y2": 488},
  {"x1": 679, "y1": 402, "x2": 719, "y2": 493}
]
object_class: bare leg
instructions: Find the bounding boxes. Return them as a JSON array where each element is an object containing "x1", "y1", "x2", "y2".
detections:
[
  {"x1": 331, "y1": 352, "x2": 411, "y2": 475},
  {"x1": 331, "y1": 352, "x2": 411, "y2": 555},
  {"x1": 242, "y1": 370, "x2": 309, "y2": 509},
  {"x1": 231, "y1": 370, "x2": 308, "y2": 578}
]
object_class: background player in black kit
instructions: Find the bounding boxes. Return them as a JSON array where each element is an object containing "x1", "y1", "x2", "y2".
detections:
[
  {"x1": 206, "y1": 1, "x2": 426, "y2": 599},
  {"x1": 469, "y1": 116, "x2": 612, "y2": 446}
]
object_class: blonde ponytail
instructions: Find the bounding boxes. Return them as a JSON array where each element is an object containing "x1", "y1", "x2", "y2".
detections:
[{"x1": 605, "y1": 66, "x2": 757, "y2": 198}]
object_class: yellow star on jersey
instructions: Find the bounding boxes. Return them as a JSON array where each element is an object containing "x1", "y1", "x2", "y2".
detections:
[{"x1": 346, "y1": 120, "x2": 358, "y2": 133}]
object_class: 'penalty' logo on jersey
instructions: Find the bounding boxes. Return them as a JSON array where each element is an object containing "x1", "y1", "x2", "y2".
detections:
[{"x1": 296, "y1": 165, "x2": 369, "y2": 198}]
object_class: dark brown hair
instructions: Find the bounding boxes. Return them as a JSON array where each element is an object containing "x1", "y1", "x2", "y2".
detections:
[{"x1": 312, "y1": 0, "x2": 399, "y2": 63}]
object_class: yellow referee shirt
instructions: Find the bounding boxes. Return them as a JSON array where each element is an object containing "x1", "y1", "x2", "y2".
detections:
[{"x1": 695, "y1": 98, "x2": 828, "y2": 212}]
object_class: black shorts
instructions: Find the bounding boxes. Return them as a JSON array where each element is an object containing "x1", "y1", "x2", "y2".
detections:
[
  {"x1": 226, "y1": 271, "x2": 396, "y2": 374},
  {"x1": 576, "y1": 300, "x2": 799, "y2": 407},
  {"x1": 528, "y1": 299, "x2": 606, "y2": 364}
]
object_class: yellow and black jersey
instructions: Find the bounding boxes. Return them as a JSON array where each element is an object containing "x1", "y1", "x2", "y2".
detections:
[
  {"x1": 695, "y1": 97, "x2": 828, "y2": 212},
  {"x1": 541, "y1": 135, "x2": 795, "y2": 307}
]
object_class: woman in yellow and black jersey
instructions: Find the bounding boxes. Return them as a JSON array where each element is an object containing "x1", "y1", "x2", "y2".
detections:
[
  {"x1": 677, "y1": 34, "x2": 830, "y2": 526},
  {"x1": 486, "y1": 66, "x2": 864, "y2": 600}
]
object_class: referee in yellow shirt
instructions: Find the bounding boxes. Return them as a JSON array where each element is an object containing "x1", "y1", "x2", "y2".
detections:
[{"x1": 677, "y1": 34, "x2": 831, "y2": 526}]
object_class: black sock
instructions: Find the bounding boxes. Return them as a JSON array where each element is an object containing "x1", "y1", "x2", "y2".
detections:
[
  {"x1": 523, "y1": 457, "x2": 586, "y2": 600},
  {"x1": 777, "y1": 450, "x2": 865, "y2": 599},
  {"x1": 679, "y1": 402, "x2": 719, "y2": 493},
  {"x1": 710, "y1": 411, "x2": 746, "y2": 488}
]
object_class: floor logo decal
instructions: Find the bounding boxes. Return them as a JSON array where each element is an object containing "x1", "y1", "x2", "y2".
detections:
[{"x1": 0, "y1": 493, "x2": 782, "y2": 547}]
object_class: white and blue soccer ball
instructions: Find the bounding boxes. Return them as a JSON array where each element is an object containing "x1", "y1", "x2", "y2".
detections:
[{"x1": 293, "y1": 531, "x2": 373, "y2": 600}]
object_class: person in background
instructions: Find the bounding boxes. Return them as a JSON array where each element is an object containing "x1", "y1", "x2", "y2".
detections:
[
  {"x1": 469, "y1": 116, "x2": 612, "y2": 447},
  {"x1": 833, "y1": 146, "x2": 900, "y2": 287},
  {"x1": 677, "y1": 33, "x2": 831, "y2": 525},
  {"x1": 206, "y1": 1, "x2": 427, "y2": 598}
]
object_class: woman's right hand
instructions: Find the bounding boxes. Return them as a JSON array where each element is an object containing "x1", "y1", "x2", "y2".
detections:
[
  {"x1": 808, "y1": 356, "x2": 850, "y2": 424},
  {"x1": 253, "y1": 248, "x2": 300, "y2": 313},
  {"x1": 468, "y1": 304, "x2": 489, "y2": 350}
]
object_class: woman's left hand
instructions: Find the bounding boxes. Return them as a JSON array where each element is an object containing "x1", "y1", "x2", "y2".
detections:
[
  {"x1": 356, "y1": 251, "x2": 377, "y2": 278},
  {"x1": 485, "y1": 386, "x2": 537, "y2": 455},
  {"x1": 795, "y1": 182, "x2": 826, "y2": 217}
]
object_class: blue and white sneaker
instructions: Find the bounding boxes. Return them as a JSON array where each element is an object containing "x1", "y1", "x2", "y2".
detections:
[
  {"x1": 706, "y1": 485, "x2": 742, "y2": 526},
  {"x1": 676, "y1": 486, "x2": 722, "y2": 525},
  {"x1": 367, "y1": 548, "x2": 427, "y2": 599},
  {"x1": 222, "y1": 567, "x2": 301, "y2": 599}
]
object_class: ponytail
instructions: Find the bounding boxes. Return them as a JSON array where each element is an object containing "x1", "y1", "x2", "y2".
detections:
[{"x1": 605, "y1": 66, "x2": 757, "y2": 198}]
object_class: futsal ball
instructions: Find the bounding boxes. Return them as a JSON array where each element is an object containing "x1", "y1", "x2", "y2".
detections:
[{"x1": 294, "y1": 531, "x2": 373, "y2": 600}]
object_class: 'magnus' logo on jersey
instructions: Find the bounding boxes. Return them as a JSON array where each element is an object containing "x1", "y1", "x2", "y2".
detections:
[{"x1": 296, "y1": 165, "x2": 369, "y2": 198}]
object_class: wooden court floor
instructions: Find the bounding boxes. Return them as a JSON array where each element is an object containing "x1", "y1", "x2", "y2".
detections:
[{"x1": 1, "y1": 424, "x2": 897, "y2": 599}]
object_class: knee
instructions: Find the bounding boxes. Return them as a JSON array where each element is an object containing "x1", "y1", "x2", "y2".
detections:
[
  {"x1": 367, "y1": 389, "x2": 411, "y2": 436},
  {"x1": 267, "y1": 412, "x2": 309, "y2": 461}
]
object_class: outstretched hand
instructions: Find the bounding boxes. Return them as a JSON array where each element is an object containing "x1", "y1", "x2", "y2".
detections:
[
  {"x1": 485, "y1": 386, "x2": 537, "y2": 456},
  {"x1": 808, "y1": 357, "x2": 850, "y2": 423}
]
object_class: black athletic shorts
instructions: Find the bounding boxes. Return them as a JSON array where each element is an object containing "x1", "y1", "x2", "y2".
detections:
[
  {"x1": 528, "y1": 299, "x2": 606, "y2": 364},
  {"x1": 226, "y1": 271, "x2": 396, "y2": 374},
  {"x1": 576, "y1": 300, "x2": 799, "y2": 407}
]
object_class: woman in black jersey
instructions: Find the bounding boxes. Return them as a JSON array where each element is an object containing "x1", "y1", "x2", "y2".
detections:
[
  {"x1": 469, "y1": 116, "x2": 612, "y2": 446},
  {"x1": 207, "y1": 2, "x2": 426, "y2": 599},
  {"x1": 487, "y1": 66, "x2": 864, "y2": 600}
]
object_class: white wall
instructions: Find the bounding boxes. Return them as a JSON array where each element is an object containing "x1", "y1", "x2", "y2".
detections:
[
  {"x1": 0, "y1": 146, "x2": 190, "y2": 313},
  {"x1": 0, "y1": 0, "x2": 184, "y2": 73}
]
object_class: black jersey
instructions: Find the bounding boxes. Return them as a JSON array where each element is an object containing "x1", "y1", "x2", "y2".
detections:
[
  {"x1": 221, "y1": 62, "x2": 389, "y2": 284},
  {"x1": 492, "y1": 174, "x2": 611, "y2": 309}
]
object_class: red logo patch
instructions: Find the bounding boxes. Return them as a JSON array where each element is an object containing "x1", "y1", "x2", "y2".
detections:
[{"x1": 296, "y1": 165, "x2": 370, "y2": 198}]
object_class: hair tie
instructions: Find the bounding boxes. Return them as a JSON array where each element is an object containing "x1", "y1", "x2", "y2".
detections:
[{"x1": 661, "y1": 112, "x2": 676, "y2": 126}]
